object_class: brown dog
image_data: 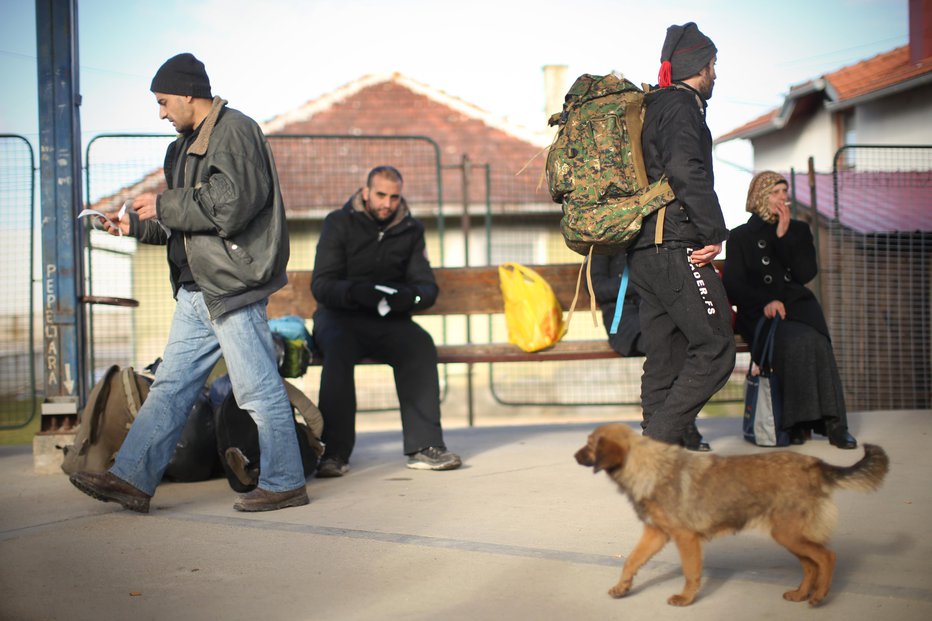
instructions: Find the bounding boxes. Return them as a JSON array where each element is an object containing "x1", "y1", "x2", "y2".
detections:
[{"x1": 575, "y1": 423, "x2": 888, "y2": 607}]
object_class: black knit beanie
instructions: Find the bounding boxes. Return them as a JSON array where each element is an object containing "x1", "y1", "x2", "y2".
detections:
[
  {"x1": 658, "y1": 23, "x2": 717, "y2": 87},
  {"x1": 150, "y1": 53, "x2": 212, "y2": 99}
]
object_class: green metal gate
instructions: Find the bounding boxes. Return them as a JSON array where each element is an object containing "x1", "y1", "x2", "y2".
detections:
[
  {"x1": 83, "y1": 133, "x2": 448, "y2": 413},
  {"x1": 0, "y1": 135, "x2": 38, "y2": 430}
]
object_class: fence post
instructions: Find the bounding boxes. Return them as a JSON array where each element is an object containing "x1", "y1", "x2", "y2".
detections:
[
  {"x1": 806, "y1": 157, "x2": 823, "y2": 305},
  {"x1": 35, "y1": 0, "x2": 88, "y2": 432}
]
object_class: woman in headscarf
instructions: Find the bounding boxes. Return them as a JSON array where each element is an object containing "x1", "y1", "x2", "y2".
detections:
[{"x1": 723, "y1": 171, "x2": 857, "y2": 449}]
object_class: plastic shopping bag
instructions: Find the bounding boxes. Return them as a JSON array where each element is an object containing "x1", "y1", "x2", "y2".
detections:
[{"x1": 498, "y1": 262, "x2": 567, "y2": 352}]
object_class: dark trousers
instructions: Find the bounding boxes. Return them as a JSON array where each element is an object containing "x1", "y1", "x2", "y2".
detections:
[
  {"x1": 312, "y1": 308, "x2": 445, "y2": 461},
  {"x1": 627, "y1": 247, "x2": 736, "y2": 444}
]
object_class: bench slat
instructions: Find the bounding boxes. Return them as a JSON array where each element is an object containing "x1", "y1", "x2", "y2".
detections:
[
  {"x1": 274, "y1": 261, "x2": 747, "y2": 369},
  {"x1": 268, "y1": 264, "x2": 595, "y2": 318},
  {"x1": 308, "y1": 334, "x2": 747, "y2": 367}
]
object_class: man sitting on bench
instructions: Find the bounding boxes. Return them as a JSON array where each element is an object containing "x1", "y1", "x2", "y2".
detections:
[{"x1": 309, "y1": 165, "x2": 462, "y2": 477}]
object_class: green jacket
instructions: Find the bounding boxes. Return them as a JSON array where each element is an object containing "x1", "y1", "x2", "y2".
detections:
[{"x1": 129, "y1": 97, "x2": 289, "y2": 319}]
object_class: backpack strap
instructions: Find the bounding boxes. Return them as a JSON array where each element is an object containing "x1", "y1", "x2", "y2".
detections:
[
  {"x1": 120, "y1": 367, "x2": 145, "y2": 423},
  {"x1": 87, "y1": 365, "x2": 121, "y2": 445},
  {"x1": 283, "y1": 380, "x2": 325, "y2": 458},
  {"x1": 564, "y1": 246, "x2": 600, "y2": 332},
  {"x1": 609, "y1": 264, "x2": 630, "y2": 335}
]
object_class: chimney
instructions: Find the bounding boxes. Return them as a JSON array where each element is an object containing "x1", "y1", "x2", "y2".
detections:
[
  {"x1": 543, "y1": 65, "x2": 568, "y2": 122},
  {"x1": 909, "y1": 0, "x2": 932, "y2": 63}
]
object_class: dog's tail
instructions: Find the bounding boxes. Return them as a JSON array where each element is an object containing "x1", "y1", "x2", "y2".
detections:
[{"x1": 820, "y1": 444, "x2": 889, "y2": 492}]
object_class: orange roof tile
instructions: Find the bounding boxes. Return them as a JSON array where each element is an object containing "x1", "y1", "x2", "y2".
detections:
[
  {"x1": 263, "y1": 73, "x2": 554, "y2": 215},
  {"x1": 716, "y1": 45, "x2": 932, "y2": 143},
  {"x1": 826, "y1": 45, "x2": 930, "y2": 102},
  {"x1": 713, "y1": 109, "x2": 779, "y2": 144}
]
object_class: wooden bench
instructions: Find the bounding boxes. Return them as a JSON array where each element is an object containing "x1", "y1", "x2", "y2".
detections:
[
  {"x1": 268, "y1": 261, "x2": 745, "y2": 362},
  {"x1": 269, "y1": 262, "x2": 747, "y2": 425},
  {"x1": 267, "y1": 263, "x2": 636, "y2": 365}
]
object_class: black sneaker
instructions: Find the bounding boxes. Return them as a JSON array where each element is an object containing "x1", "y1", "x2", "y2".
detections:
[
  {"x1": 406, "y1": 447, "x2": 462, "y2": 471},
  {"x1": 682, "y1": 422, "x2": 712, "y2": 452},
  {"x1": 316, "y1": 457, "x2": 349, "y2": 478}
]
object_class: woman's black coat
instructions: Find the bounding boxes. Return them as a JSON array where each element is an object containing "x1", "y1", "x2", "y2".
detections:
[{"x1": 723, "y1": 214, "x2": 829, "y2": 349}]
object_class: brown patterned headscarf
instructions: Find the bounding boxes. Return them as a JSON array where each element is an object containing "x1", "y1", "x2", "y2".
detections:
[{"x1": 746, "y1": 171, "x2": 788, "y2": 224}]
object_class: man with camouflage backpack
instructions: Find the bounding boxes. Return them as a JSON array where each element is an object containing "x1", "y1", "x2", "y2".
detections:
[{"x1": 626, "y1": 22, "x2": 735, "y2": 450}]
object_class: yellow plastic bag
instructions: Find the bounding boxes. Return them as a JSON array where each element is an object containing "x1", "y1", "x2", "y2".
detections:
[{"x1": 498, "y1": 263, "x2": 567, "y2": 352}]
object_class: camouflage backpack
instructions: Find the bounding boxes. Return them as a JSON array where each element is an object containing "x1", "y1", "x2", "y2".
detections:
[{"x1": 546, "y1": 73, "x2": 676, "y2": 255}]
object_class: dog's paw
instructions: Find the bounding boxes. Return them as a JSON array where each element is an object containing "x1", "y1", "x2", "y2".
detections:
[
  {"x1": 608, "y1": 582, "x2": 631, "y2": 599},
  {"x1": 667, "y1": 594, "x2": 695, "y2": 607},
  {"x1": 783, "y1": 589, "x2": 809, "y2": 603}
]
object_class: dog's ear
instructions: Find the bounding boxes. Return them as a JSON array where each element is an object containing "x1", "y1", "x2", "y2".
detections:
[{"x1": 593, "y1": 436, "x2": 626, "y2": 473}]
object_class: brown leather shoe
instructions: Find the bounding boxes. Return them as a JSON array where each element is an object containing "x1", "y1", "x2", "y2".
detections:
[
  {"x1": 70, "y1": 471, "x2": 151, "y2": 513},
  {"x1": 233, "y1": 485, "x2": 309, "y2": 512}
]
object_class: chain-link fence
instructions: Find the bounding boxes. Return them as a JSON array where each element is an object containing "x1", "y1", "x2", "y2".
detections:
[
  {"x1": 825, "y1": 145, "x2": 931, "y2": 410},
  {"x1": 82, "y1": 133, "x2": 751, "y2": 424},
  {"x1": 0, "y1": 135, "x2": 38, "y2": 429},
  {"x1": 85, "y1": 135, "x2": 453, "y2": 413}
]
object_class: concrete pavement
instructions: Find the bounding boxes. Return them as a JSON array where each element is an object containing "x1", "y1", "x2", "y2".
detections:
[{"x1": 1, "y1": 410, "x2": 930, "y2": 620}]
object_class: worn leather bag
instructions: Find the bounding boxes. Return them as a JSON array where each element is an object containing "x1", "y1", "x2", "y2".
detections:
[{"x1": 61, "y1": 365, "x2": 150, "y2": 475}]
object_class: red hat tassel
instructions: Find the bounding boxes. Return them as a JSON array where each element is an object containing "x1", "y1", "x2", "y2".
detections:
[{"x1": 658, "y1": 61, "x2": 672, "y2": 87}]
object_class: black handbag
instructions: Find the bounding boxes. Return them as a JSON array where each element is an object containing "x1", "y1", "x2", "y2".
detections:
[{"x1": 742, "y1": 316, "x2": 789, "y2": 447}]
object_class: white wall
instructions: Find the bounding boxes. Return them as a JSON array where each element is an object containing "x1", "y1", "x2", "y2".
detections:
[
  {"x1": 855, "y1": 83, "x2": 932, "y2": 149},
  {"x1": 750, "y1": 83, "x2": 932, "y2": 173},
  {"x1": 752, "y1": 107, "x2": 837, "y2": 172}
]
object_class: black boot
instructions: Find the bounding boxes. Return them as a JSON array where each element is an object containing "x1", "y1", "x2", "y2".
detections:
[
  {"x1": 683, "y1": 421, "x2": 711, "y2": 452},
  {"x1": 789, "y1": 426, "x2": 811, "y2": 445},
  {"x1": 826, "y1": 421, "x2": 857, "y2": 449}
]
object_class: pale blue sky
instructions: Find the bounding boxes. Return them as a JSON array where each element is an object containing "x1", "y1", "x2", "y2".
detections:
[{"x1": 0, "y1": 0, "x2": 910, "y2": 226}]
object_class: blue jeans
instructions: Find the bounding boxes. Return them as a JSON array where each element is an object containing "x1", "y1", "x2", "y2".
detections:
[{"x1": 111, "y1": 288, "x2": 305, "y2": 495}]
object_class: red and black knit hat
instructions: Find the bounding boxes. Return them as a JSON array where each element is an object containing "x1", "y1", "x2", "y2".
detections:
[{"x1": 658, "y1": 22, "x2": 717, "y2": 87}]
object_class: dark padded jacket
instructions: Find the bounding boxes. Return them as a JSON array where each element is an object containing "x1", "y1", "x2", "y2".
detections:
[
  {"x1": 311, "y1": 190, "x2": 438, "y2": 315},
  {"x1": 128, "y1": 97, "x2": 289, "y2": 319},
  {"x1": 633, "y1": 84, "x2": 728, "y2": 250}
]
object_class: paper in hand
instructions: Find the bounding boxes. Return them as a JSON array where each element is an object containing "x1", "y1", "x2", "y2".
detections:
[{"x1": 77, "y1": 208, "x2": 122, "y2": 236}]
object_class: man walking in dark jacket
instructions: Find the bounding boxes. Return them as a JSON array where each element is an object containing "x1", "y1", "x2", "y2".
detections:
[
  {"x1": 626, "y1": 23, "x2": 736, "y2": 450},
  {"x1": 311, "y1": 166, "x2": 461, "y2": 476},
  {"x1": 70, "y1": 53, "x2": 308, "y2": 513}
]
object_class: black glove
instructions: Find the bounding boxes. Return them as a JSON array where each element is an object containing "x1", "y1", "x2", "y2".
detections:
[
  {"x1": 386, "y1": 285, "x2": 417, "y2": 313},
  {"x1": 349, "y1": 282, "x2": 383, "y2": 310}
]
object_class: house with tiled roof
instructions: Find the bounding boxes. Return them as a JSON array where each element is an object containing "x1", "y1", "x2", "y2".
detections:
[
  {"x1": 713, "y1": 1, "x2": 932, "y2": 411},
  {"x1": 89, "y1": 70, "x2": 584, "y2": 369},
  {"x1": 715, "y1": 4, "x2": 931, "y2": 174},
  {"x1": 252, "y1": 70, "x2": 574, "y2": 272},
  {"x1": 713, "y1": 2, "x2": 931, "y2": 234},
  {"x1": 92, "y1": 72, "x2": 557, "y2": 220},
  {"x1": 262, "y1": 72, "x2": 556, "y2": 221}
]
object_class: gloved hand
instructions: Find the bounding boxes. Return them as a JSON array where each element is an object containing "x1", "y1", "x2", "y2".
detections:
[
  {"x1": 386, "y1": 285, "x2": 417, "y2": 313},
  {"x1": 349, "y1": 282, "x2": 383, "y2": 310}
]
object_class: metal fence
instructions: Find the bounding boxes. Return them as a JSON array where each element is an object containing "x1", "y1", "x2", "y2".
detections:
[
  {"x1": 82, "y1": 133, "x2": 748, "y2": 424},
  {"x1": 11, "y1": 133, "x2": 926, "y2": 433},
  {"x1": 825, "y1": 145, "x2": 931, "y2": 410},
  {"x1": 84, "y1": 135, "x2": 453, "y2": 413},
  {"x1": 0, "y1": 135, "x2": 38, "y2": 430}
]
